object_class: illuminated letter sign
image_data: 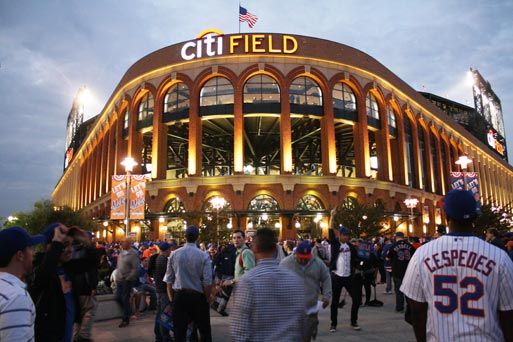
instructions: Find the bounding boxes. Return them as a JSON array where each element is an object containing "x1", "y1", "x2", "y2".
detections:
[{"x1": 181, "y1": 30, "x2": 299, "y2": 61}]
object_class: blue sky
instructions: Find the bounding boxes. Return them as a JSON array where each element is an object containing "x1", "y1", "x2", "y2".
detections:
[{"x1": 1, "y1": 0, "x2": 512, "y2": 217}]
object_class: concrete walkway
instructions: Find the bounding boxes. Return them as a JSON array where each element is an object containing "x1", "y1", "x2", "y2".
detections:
[{"x1": 93, "y1": 283, "x2": 416, "y2": 341}]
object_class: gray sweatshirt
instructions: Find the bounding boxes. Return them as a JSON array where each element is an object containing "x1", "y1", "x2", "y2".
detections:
[
  {"x1": 280, "y1": 254, "x2": 332, "y2": 312},
  {"x1": 117, "y1": 248, "x2": 140, "y2": 281}
]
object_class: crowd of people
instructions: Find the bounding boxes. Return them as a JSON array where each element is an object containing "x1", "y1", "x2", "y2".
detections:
[{"x1": 1, "y1": 189, "x2": 513, "y2": 341}]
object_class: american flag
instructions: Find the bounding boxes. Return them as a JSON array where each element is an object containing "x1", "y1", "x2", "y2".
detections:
[{"x1": 239, "y1": 6, "x2": 258, "y2": 28}]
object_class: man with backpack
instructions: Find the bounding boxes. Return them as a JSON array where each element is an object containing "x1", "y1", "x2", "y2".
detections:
[{"x1": 232, "y1": 230, "x2": 255, "y2": 282}]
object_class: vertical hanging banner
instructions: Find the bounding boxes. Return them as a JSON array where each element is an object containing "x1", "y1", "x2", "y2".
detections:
[
  {"x1": 129, "y1": 175, "x2": 146, "y2": 220},
  {"x1": 110, "y1": 175, "x2": 127, "y2": 220},
  {"x1": 449, "y1": 172, "x2": 465, "y2": 190},
  {"x1": 465, "y1": 172, "x2": 481, "y2": 209}
]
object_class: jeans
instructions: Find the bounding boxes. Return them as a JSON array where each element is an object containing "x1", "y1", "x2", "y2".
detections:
[
  {"x1": 74, "y1": 294, "x2": 98, "y2": 339},
  {"x1": 137, "y1": 283, "x2": 157, "y2": 309},
  {"x1": 116, "y1": 280, "x2": 136, "y2": 322},
  {"x1": 385, "y1": 271, "x2": 392, "y2": 293},
  {"x1": 393, "y1": 276, "x2": 405, "y2": 311},
  {"x1": 330, "y1": 273, "x2": 362, "y2": 327},
  {"x1": 172, "y1": 290, "x2": 212, "y2": 342},
  {"x1": 156, "y1": 292, "x2": 172, "y2": 342}
]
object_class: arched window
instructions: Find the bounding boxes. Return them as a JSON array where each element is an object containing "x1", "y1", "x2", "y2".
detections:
[
  {"x1": 332, "y1": 83, "x2": 357, "y2": 120},
  {"x1": 163, "y1": 83, "x2": 189, "y2": 122},
  {"x1": 289, "y1": 77, "x2": 323, "y2": 115},
  {"x1": 430, "y1": 131, "x2": 442, "y2": 194},
  {"x1": 138, "y1": 93, "x2": 154, "y2": 128},
  {"x1": 200, "y1": 77, "x2": 234, "y2": 107},
  {"x1": 418, "y1": 126, "x2": 429, "y2": 191},
  {"x1": 164, "y1": 197, "x2": 186, "y2": 215},
  {"x1": 387, "y1": 106, "x2": 397, "y2": 136},
  {"x1": 247, "y1": 194, "x2": 280, "y2": 230},
  {"x1": 244, "y1": 75, "x2": 280, "y2": 104},
  {"x1": 295, "y1": 195, "x2": 324, "y2": 211},
  {"x1": 366, "y1": 93, "x2": 380, "y2": 128},
  {"x1": 203, "y1": 196, "x2": 232, "y2": 212},
  {"x1": 404, "y1": 117, "x2": 418, "y2": 188}
]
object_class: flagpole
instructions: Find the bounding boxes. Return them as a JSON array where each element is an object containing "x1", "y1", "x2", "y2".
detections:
[{"x1": 238, "y1": 2, "x2": 241, "y2": 33}]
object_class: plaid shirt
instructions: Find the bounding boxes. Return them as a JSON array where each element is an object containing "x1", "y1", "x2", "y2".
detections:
[{"x1": 230, "y1": 258, "x2": 305, "y2": 341}]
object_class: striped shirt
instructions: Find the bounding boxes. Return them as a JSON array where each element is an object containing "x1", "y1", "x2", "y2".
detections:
[
  {"x1": 0, "y1": 272, "x2": 36, "y2": 342},
  {"x1": 230, "y1": 258, "x2": 305, "y2": 341},
  {"x1": 401, "y1": 233, "x2": 513, "y2": 342}
]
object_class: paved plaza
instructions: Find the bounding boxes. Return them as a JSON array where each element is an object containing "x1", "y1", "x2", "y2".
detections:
[{"x1": 93, "y1": 283, "x2": 415, "y2": 341}]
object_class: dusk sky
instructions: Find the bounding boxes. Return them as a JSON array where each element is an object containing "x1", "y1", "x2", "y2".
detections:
[{"x1": 1, "y1": 0, "x2": 512, "y2": 218}]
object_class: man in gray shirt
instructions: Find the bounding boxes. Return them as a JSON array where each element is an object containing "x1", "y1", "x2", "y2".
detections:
[
  {"x1": 164, "y1": 226, "x2": 213, "y2": 342},
  {"x1": 281, "y1": 240, "x2": 332, "y2": 342},
  {"x1": 116, "y1": 239, "x2": 139, "y2": 328}
]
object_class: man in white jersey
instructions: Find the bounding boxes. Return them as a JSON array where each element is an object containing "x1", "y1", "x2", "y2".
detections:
[{"x1": 401, "y1": 189, "x2": 513, "y2": 342}]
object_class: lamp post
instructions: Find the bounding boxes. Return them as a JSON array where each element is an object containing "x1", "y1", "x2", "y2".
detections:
[
  {"x1": 455, "y1": 155, "x2": 473, "y2": 190},
  {"x1": 404, "y1": 197, "x2": 419, "y2": 236},
  {"x1": 121, "y1": 157, "x2": 137, "y2": 238},
  {"x1": 210, "y1": 196, "x2": 227, "y2": 245}
]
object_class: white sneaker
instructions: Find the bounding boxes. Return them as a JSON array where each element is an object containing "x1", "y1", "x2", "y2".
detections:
[
  {"x1": 351, "y1": 324, "x2": 361, "y2": 331},
  {"x1": 329, "y1": 326, "x2": 336, "y2": 333}
]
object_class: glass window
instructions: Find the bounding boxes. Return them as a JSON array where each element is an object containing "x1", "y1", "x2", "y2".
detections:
[
  {"x1": 244, "y1": 75, "x2": 280, "y2": 103},
  {"x1": 289, "y1": 77, "x2": 322, "y2": 106},
  {"x1": 366, "y1": 93, "x2": 380, "y2": 120},
  {"x1": 296, "y1": 195, "x2": 324, "y2": 211},
  {"x1": 418, "y1": 126, "x2": 429, "y2": 191},
  {"x1": 138, "y1": 93, "x2": 154, "y2": 122},
  {"x1": 430, "y1": 132, "x2": 442, "y2": 194},
  {"x1": 123, "y1": 109, "x2": 129, "y2": 129},
  {"x1": 200, "y1": 77, "x2": 234, "y2": 106},
  {"x1": 164, "y1": 197, "x2": 186, "y2": 214},
  {"x1": 332, "y1": 83, "x2": 356, "y2": 112},
  {"x1": 404, "y1": 117, "x2": 418, "y2": 188},
  {"x1": 164, "y1": 83, "x2": 189, "y2": 113},
  {"x1": 387, "y1": 106, "x2": 397, "y2": 128}
]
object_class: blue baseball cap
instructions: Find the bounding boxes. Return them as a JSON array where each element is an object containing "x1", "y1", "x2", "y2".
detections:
[
  {"x1": 158, "y1": 242, "x2": 171, "y2": 251},
  {"x1": 444, "y1": 189, "x2": 478, "y2": 221},
  {"x1": 185, "y1": 225, "x2": 199, "y2": 240},
  {"x1": 0, "y1": 226, "x2": 45, "y2": 259},
  {"x1": 339, "y1": 227, "x2": 350, "y2": 236},
  {"x1": 295, "y1": 241, "x2": 312, "y2": 259}
]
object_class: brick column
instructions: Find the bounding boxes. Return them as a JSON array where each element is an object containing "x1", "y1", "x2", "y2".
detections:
[
  {"x1": 280, "y1": 84, "x2": 292, "y2": 174},
  {"x1": 152, "y1": 94, "x2": 168, "y2": 179},
  {"x1": 354, "y1": 93, "x2": 370, "y2": 178},
  {"x1": 377, "y1": 105, "x2": 392, "y2": 181},
  {"x1": 395, "y1": 111, "x2": 408, "y2": 185},
  {"x1": 321, "y1": 90, "x2": 336, "y2": 175}
]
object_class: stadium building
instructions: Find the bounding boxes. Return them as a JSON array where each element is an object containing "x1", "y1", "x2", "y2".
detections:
[{"x1": 52, "y1": 31, "x2": 513, "y2": 241}]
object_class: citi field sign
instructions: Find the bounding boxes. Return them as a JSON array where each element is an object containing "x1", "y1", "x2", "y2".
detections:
[{"x1": 180, "y1": 29, "x2": 299, "y2": 61}]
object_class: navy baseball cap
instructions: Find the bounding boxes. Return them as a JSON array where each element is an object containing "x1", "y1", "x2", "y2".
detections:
[
  {"x1": 444, "y1": 189, "x2": 478, "y2": 221},
  {"x1": 185, "y1": 225, "x2": 199, "y2": 239},
  {"x1": 395, "y1": 232, "x2": 405, "y2": 238},
  {"x1": 158, "y1": 242, "x2": 171, "y2": 251},
  {"x1": 41, "y1": 222, "x2": 62, "y2": 243},
  {"x1": 0, "y1": 226, "x2": 45, "y2": 259},
  {"x1": 339, "y1": 227, "x2": 350, "y2": 236}
]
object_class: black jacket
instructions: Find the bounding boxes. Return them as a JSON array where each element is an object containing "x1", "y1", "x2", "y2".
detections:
[
  {"x1": 70, "y1": 245, "x2": 99, "y2": 296},
  {"x1": 214, "y1": 244, "x2": 237, "y2": 278},
  {"x1": 29, "y1": 242, "x2": 97, "y2": 342},
  {"x1": 328, "y1": 229, "x2": 358, "y2": 275}
]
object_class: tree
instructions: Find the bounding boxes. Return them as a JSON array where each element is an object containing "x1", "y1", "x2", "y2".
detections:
[
  {"x1": 2, "y1": 199, "x2": 95, "y2": 234},
  {"x1": 332, "y1": 197, "x2": 387, "y2": 238},
  {"x1": 472, "y1": 203, "x2": 512, "y2": 236}
]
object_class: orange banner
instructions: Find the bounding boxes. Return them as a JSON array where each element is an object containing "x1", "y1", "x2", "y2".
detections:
[
  {"x1": 129, "y1": 175, "x2": 146, "y2": 220},
  {"x1": 110, "y1": 175, "x2": 127, "y2": 220}
]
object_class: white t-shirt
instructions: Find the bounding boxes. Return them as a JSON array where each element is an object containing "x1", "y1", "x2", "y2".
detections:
[
  {"x1": 401, "y1": 234, "x2": 513, "y2": 342},
  {"x1": 334, "y1": 243, "x2": 351, "y2": 277}
]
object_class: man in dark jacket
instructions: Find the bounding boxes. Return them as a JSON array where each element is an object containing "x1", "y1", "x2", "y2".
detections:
[
  {"x1": 69, "y1": 230, "x2": 99, "y2": 342},
  {"x1": 29, "y1": 223, "x2": 97, "y2": 342},
  {"x1": 386, "y1": 232, "x2": 415, "y2": 313},
  {"x1": 328, "y1": 209, "x2": 362, "y2": 332}
]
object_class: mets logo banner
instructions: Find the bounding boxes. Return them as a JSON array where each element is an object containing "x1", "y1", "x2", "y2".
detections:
[
  {"x1": 110, "y1": 175, "x2": 146, "y2": 220},
  {"x1": 449, "y1": 172, "x2": 481, "y2": 209}
]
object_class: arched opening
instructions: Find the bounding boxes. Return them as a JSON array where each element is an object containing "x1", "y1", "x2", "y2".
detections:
[
  {"x1": 200, "y1": 77, "x2": 234, "y2": 176},
  {"x1": 243, "y1": 75, "x2": 281, "y2": 175},
  {"x1": 334, "y1": 83, "x2": 357, "y2": 178},
  {"x1": 162, "y1": 197, "x2": 186, "y2": 240},
  {"x1": 290, "y1": 76, "x2": 323, "y2": 175},
  {"x1": 388, "y1": 106, "x2": 400, "y2": 181},
  {"x1": 202, "y1": 196, "x2": 233, "y2": 244}
]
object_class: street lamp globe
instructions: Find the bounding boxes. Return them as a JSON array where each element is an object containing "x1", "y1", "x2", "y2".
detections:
[{"x1": 121, "y1": 157, "x2": 138, "y2": 173}]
